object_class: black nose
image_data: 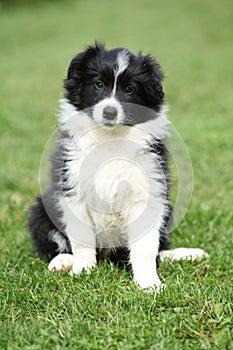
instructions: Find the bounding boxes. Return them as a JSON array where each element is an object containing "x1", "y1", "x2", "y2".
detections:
[{"x1": 103, "y1": 106, "x2": 118, "y2": 121}]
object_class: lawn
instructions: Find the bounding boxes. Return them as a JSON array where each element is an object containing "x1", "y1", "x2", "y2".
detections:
[{"x1": 0, "y1": 0, "x2": 233, "y2": 349}]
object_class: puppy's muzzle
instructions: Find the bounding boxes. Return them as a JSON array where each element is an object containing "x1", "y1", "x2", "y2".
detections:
[{"x1": 103, "y1": 106, "x2": 118, "y2": 121}]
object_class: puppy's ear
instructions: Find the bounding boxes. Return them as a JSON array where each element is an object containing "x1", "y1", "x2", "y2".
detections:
[
  {"x1": 64, "y1": 43, "x2": 105, "y2": 109},
  {"x1": 64, "y1": 52, "x2": 85, "y2": 109},
  {"x1": 154, "y1": 80, "x2": 164, "y2": 100},
  {"x1": 66, "y1": 42, "x2": 104, "y2": 80},
  {"x1": 67, "y1": 52, "x2": 85, "y2": 80},
  {"x1": 141, "y1": 54, "x2": 165, "y2": 101}
]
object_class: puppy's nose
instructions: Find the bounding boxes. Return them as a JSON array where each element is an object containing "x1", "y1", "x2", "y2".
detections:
[{"x1": 103, "y1": 106, "x2": 118, "y2": 121}]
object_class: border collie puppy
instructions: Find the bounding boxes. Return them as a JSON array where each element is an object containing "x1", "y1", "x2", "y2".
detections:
[{"x1": 28, "y1": 43, "x2": 208, "y2": 289}]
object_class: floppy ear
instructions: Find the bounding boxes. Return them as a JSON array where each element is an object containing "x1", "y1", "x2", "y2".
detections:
[
  {"x1": 154, "y1": 80, "x2": 164, "y2": 100},
  {"x1": 141, "y1": 54, "x2": 165, "y2": 101},
  {"x1": 63, "y1": 52, "x2": 85, "y2": 109},
  {"x1": 66, "y1": 42, "x2": 105, "y2": 80},
  {"x1": 64, "y1": 42, "x2": 105, "y2": 109},
  {"x1": 66, "y1": 52, "x2": 85, "y2": 80}
]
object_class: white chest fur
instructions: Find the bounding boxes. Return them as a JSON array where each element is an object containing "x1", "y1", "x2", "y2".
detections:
[{"x1": 58, "y1": 100, "x2": 169, "y2": 248}]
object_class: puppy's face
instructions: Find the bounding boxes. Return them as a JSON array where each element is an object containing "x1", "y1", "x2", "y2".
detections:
[{"x1": 64, "y1": 43, "x2": 165, "y2": 126}]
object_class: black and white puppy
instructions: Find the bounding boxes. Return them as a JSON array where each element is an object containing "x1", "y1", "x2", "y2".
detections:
[{"x1": 28, "y1": 43, "x2": 208, "y2": 289}]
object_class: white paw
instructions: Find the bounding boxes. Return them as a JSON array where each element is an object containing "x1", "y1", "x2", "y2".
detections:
[
  {"x1": 159, "y1": 248, "x2": 209, "y2": 262},
  {"x1": 70, "y1": 256, "x2": 96, "y2": 276},
  {"x1": 133, "y1": 273, "x2": 164, "y2": 291},
  {"x1": 48, "y1": 254, "x2": 74, "y2": 272}
]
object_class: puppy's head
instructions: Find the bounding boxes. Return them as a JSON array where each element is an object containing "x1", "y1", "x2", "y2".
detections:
[{"x1": 64, "y1": 42, "x2": 165, "y2": 126}]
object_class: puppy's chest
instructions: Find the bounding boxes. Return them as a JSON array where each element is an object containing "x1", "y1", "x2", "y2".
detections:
[{"x1": 66, "y1": 130, "x2": 157, "y2": 209}]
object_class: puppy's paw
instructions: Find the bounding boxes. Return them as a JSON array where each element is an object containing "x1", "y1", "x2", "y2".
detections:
[
  {"x1": 70, "y1": 257, "x2": 96, "y2": 276},
  {"x1": 48, "y1": 254, "x2": 74, "y2": 272},
  {"x1": 159, "y1": 248, "x2": 209, "y2": 262},
  {"x1": 141, "y1": 282, "x2": 167, "y2": 294},
  {"x1": 134, "y1": 273, "x2": 165, "y2": 292}
]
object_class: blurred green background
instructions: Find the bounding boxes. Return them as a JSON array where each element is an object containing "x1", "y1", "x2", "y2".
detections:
[
  {"x1": 0, "y1": 0, "x2": 232, "y2": 202},
  {"x1": 0, "y1": 1, "x2": 233, "y2": 348}
]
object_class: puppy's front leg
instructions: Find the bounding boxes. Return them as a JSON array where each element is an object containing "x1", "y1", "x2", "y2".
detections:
[
  {"x1": 64, "y1": 217, "x2": 96, "y2": 275},
  {"x1": 70, "y1": 241, "x2": 97, "y2": 275},
  {"x1": 61, "y1": 202, "x2": 97, "y2": 274},
  {"x1": 129, "y1": 228, "x2": 161, "y2": 290}
]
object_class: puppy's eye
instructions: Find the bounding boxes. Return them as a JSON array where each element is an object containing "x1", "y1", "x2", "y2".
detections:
[
  {"x1": 95, "y1": 80, "x2": 105, "y2": 89},
  {"x1": 125, "y1": 85, "x2": 135, "y2": 95}
]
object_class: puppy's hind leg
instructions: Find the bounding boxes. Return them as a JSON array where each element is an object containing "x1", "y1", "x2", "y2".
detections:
[
  {"x1": 28, "y1": 194, "x2": 72, "y2": 260},
  {"x1": 159, "y1": 247, "x2": 209, "y2": 262}
]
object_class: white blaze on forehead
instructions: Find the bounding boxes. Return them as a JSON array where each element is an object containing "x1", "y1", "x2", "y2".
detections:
[
  {"x1": 112, "y1": 50, "x2": 129, "y2": 96},
  {"x1": 116, "y1": 50, "x2": 129, "y2": 75}
]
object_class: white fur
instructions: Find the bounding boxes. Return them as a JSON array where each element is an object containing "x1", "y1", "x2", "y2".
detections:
[
  {"x1": 112, "y1": 50, "x2": 129, "y2": 96},
  {"x1": 58, "y1": 99, "x2": 168, "y2": 235},
  {"x1": 70, "y1": 242, "x2": 97, "y2": 275},
  {"x1": 116, "y1": 50, "x2": 129, "y2": 75},
  {"x1": 48, "y1": 254, "x2": 74, "y2": 272},
  {"x1": 159, "y1": 248, "x2": 209, "y2": 262},
  {"x1": 129, "y1": 216, "x2": 163, "y2": 289},
  {"x1": 48, "y1": 230, "x2": 68, "y2": 253},
  {"x1": 92, "y1": 97, "x2": 124, "y2": 124}
]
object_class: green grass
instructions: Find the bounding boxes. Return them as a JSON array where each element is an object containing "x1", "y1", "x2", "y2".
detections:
[{"x1": 0, "y1": 0, "x2": 233, "y2": 348}]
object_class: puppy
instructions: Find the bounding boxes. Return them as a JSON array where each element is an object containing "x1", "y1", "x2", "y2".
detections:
[{"x1": 28, "y1": 43, "x2": 208, "y2": 289}]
